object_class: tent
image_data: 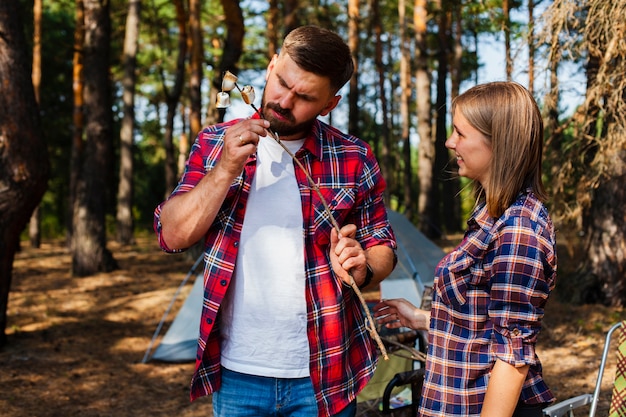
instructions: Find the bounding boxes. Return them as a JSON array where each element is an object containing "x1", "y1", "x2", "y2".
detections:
[{"x1": 142, "y1": 210, "x2": 446, "y2": 363}]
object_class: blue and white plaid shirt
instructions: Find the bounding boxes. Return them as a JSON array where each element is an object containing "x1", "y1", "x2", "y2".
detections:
[{"x1": 419, "y1": 190, "x2": 557, "y2": 416}]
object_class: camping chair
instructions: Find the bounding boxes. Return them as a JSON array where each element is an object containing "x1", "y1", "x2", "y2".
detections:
[
  {"x1": 542, "y1": 320, "x2": 626, "y2": 417},
  {"x1": 356, "y1": 328, "x2": 427, "y2": 417}
]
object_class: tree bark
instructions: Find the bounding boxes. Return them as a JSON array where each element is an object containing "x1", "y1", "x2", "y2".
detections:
[
  {"x1": 212, "y1": 0, "x2": 244, "y2": 124},
  {"x1": 0, "y1": 0, "x2": 50, "y2": 345},
  {"x1": 69, "y1": 0, "x2": 85, "y2": 243},
  {"x1": 188, "y1": 0, "x2": 203, "y2": 138},
  {"x1": 398, "y1": 0, "x2": 412, "y2": 214},
  {"x1": 116, "y1": 0, "x2": 141, "y2": 246},
  {"x1": 159, "y1": 0, "x2": 187, "y2": 196},
  {"x1": 29, "y1": 0, "x2": 43, "y2": 249},
  {"x1": 432, "y1": 2, "x2": 453, "y2": 237},
  {"x1": 71, "y1": 0, "x2": 117, "y2": 276},
  {"x1": 415, "y1": 0, "x2": 435, "y2": 234},
  {"x1": 348, "y1": 0, "x2": 360, "y2": 137}
]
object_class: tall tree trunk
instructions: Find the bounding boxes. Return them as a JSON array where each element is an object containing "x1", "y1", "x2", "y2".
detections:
[
  {"x1": 69, "y1": 0, "x2": 85, "y2": 244},
  {"x1": 71, "y1": 0, "x2": 117, "y2": 276},
  {"x1": 0, "y1": 0, "x2": 50, "y2": 346},
  {"x1": 177, "y1": 105, "x2": 189, "y2": 178},
  {"x1": 432, "y1": 1, "x2": 450, "y2": 238},
  {"x1": 267, "y1": 0, "x2": 279, "y2": 58},
  {"x1": 443, "y1": 2, "x2": 462, "y2": 232},
  {"x1": 398, "y1": 0, "x2": 412, "y2": 214},
  {"x1": 528, "y1": 0, "x2": 535, "y2": 95},
  {"x1": 188, "y1": 0, "x2": 203, "y2": 138},
  {"x1": 116, "y1": 0, "x2": 141, "y2": 246},
  {"x1": 348, "y1": 0, "x2": 360, "y2": 136},
  {"x1": 29, "y1": 0, "x2": 43, "y2": 249},
  {"x1": 283, "y1": 0, "x2": 301, "y2": 35},
  {"x1": 372, "y1": 0, "x2": 392, "y2": 204},
  {"x1": 161, "y1": 0, "x2": 187, "y2": 196},
  {"x1": 212, "y1": 0, "x2": 245, "y2": 125},
  {"x1": 415, "y1": 0, "x2": 435, "y2": 233},
  {"x1": 503, "y1": 0, "x2": 512, "y2": 80}
]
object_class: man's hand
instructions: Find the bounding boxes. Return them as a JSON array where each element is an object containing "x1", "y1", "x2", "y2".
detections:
[{"x1": 329, "y1": 224, "x2": 368, "y2": 287}]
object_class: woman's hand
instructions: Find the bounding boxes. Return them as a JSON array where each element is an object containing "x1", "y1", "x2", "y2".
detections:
[{"x1": 374, "y1": 298, "x2": 430, "y2": 330}]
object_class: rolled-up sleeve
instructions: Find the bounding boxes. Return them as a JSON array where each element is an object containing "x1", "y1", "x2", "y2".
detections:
[{"x1": 488, "y1": 216, "x2": 554, "y2": 367}]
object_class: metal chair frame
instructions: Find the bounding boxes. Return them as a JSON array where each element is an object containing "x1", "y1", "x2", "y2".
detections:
[{"x1": 542, "y1": 321, "x2": 625, "y2": 417}]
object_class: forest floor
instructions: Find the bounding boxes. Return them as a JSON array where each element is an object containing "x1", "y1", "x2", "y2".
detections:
[{"x1": 1, "y1": 234, "x2": 623, "y2": 416}]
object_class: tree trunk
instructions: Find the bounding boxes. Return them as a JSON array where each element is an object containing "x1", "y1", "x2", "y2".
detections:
[
  {"x1": 582, "y1": 158, "x2": 626, "y2": 306},
  {"x1": 69, "y1": 0, "x2": 85, "y2": 243},
  {"x1": 71, "y1": 0, "x2": 117, "y2": 276},
  {"x1": 188, "y1": 0, "x2": 203, "y2": 138},
  {"x1": 160, "y1": 0, "x2": 187, "y2": 196},
  {"x1": 433, "y1": 3, "x2": 452, "y2": 237},
  {"x1": 212, "y1": 0, "x2": 245, "y2": 125},
  {"x1": 372, "y1": 0, "x2": 392, "y2": 205},
  {"x1": 267, "y1": 0, "x2": 279, "y2": 58},
  {"x1": 415, "y1": 0, "x2": 435, "y2": 233},
  {"x1": 398, "y1": 0, "x2": 412, "y2": 214},
  {"x1": 29, "y1": 0, "x2": 43, "y2": 249},
  {"x1": 116, "y1": 0, "x2": 141, "y2": 246},
  {"x1": 528, "y1": 0, "x2": 535, "y2": 95},
  {"x1": 348, "y1": 0, "x2": 360, "y2": 137},
  {"x1": 503, "y1": 0, "x2": 512, "y2": 80},
  {"x1": 0, "y1": 0, "x2": 50, "y2": 345}
]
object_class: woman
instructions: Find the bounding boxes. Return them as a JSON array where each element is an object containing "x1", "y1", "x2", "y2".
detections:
[{"x1": 375, "y1": 82, "x2": 556, "y2": 417}]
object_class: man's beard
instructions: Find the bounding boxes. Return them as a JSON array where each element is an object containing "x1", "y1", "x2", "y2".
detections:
[{"x1": 261, "y1": 98, "x2": 316, "y2": 139}]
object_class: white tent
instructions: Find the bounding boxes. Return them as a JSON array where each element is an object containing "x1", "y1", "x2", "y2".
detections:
[{"x1": 142, "y1": 210, "x2": 445, "y2": 363}]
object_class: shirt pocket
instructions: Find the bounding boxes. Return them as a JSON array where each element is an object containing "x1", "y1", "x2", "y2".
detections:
[
  {"x1": 435, "y1": 253, "x2": 477, "y2": 307},
  {"x1": 312, "y1": 187, "x2": 356, "y2": 246}
]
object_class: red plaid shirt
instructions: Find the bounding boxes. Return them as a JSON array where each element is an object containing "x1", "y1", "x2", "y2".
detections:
[{"x1": 154, "y1": 115, "x2": 396, "y2": 416}]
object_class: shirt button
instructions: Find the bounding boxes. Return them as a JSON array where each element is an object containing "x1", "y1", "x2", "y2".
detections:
[
  {"x1": 220, "y1": 279, "x2": 228, "y2": 286},
  {"x1": 512, "y1": 328, "x2": 521, "y2": 336},
  {"x1": 233, "y1": 241, "x2": 239, "y2": 247},
  {"x1": 206, "y1": 318, "x2": 213, "y2": 324}
]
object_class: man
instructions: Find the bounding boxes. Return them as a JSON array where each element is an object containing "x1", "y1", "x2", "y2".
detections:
[{"x1": 154, "y1": 25, "x2": 396, "y2": 417}]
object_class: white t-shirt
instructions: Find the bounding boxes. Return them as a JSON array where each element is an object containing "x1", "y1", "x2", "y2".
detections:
[{"x1": 220, "y1": 136, "x2": 310, "y2": 378}]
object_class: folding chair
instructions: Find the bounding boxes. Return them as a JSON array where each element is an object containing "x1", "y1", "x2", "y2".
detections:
[{"x1": 543, "y1": 320, "x2": 626, "y2": 417}]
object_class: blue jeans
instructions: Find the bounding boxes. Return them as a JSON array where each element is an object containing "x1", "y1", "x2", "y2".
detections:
[{"x1": 213, "y1": 367, "x2": 357, "y2": 417}]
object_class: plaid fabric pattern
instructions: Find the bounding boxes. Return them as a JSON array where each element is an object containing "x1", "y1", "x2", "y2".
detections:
[
  {"x1": 154, "y1": 115, "x2": 396, "y2": 417},
  {"x1": 609, "y1": 322, "x2": 626, "y2": 417},
  {"x1": 418, "y1": 191, "x2": 557, "y2": 416}
]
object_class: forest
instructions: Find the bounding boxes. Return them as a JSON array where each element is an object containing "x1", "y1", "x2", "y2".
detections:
[{"x1": 1, "y1": 0, "x2": 625, "y2": 353}]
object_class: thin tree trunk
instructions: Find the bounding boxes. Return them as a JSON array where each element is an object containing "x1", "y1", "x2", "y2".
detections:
[
  {"x1": 528, "y1": 0, "x2": 535, "y2": 95},
  {"x1": 29, "y1": 0, "x2": 43, "y2": 249},
  {"x1": 432, "y1": 2, "x2": 450, "y2": 239},
  {"x1": 0, "y1": 0, "x2": 50, "y2": 346},
  {"x1": 213, "y1": 0, "x2": 245, "y2": 125},
  {"x1": 161, "y1": 0, "x2": 187, "y2": 196},
  {"x1": 503, "y1": 0, "x2": 512, "y2": 80},
  {"x1": 267, "y1": 0, "x2": 279, "y2": 58},
  {"x1": 71, "y1": 0, "x2": 117, "y2": 276},
  {"x1": 372, "y1": 0, "x2": 392, "y2": 204},
  {"x1": 177, "y1": 105, "x2": 189, "y2": 178},
  {"x1": 69, "y1": 0, "x2": 85, "y2": 243},
  {"x1": 415, "y1": 0, "x2": 435, "y2": 233},
  {"x1": 348, "y1": 0, "x2": 360, "y2": 137},
  {"x1": 116, "y1": 0, "x2": 141, "y2": 246},
  {"x1": 188, "y1": 0, "x2": 203, "y2": 139},
  {"x1": 398, "y1": 0, "x2": 412, "y2": 214}
]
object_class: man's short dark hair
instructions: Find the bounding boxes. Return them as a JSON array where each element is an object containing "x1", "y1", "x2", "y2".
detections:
[{"x1": 280, "y1": 25, "x2": 354, "y2": 93}]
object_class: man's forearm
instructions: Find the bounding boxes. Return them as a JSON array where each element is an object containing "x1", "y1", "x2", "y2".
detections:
[{"x1": 159, "y1": 166, "x2": 234, "y2": 250}]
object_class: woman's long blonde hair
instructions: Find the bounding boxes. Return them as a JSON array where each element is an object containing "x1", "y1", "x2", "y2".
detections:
[{"x1": 451, "y1": 82, "x2": 547, "y2": 218}]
